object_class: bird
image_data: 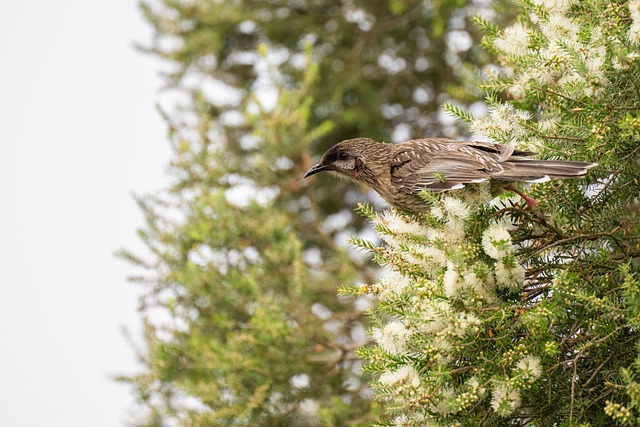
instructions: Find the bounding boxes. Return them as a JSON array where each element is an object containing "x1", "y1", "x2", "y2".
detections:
[{"x1": 303, "y1": 137, "x2": 597, "y2": 213}]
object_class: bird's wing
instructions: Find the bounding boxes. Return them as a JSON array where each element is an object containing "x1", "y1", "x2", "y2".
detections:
[
  {"x1": 390, "y1": 139, "x2": 501, "y2": 194},
  {"x1": 457, "y1": 140, "x2": 535, "y2": 157}
]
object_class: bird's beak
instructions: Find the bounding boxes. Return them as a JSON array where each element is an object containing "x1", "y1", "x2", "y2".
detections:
[{"x1": 303, "y1": 162, "x2": 330, "y2": 178}]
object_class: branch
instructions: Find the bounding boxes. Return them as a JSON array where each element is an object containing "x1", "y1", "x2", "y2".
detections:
[{"x1": 570, "y1": 352, "x2": 581, "y2": 423}]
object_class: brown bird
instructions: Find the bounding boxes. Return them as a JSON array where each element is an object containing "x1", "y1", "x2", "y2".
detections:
[{"x1": 303, "y1": 137, "x2": 597, "y2": 213}]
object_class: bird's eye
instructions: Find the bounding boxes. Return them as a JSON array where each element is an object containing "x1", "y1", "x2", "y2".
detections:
[{"x1": 339, "y1": 152, "x2": 349, "y2": 160}]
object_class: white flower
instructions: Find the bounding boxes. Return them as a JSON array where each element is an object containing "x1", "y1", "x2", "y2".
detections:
[
  {"x1": 467, "y1": 376, "x2": 486, "y2": 395},
  {"x1": 558, "y1": 72, "x2": 585, "y2": 88},
  {"x1": 379, "y1": 365, "x2": 420, "y2": 387},
  {"x1": 443, "y1": 263, "x2": 460, "y2": 297},
  {"x1": 429, "y1": 335, "x2": 453, "y2": 364},
  {"x1": 538, "y1": 117, "x2": 558, "y2": 132},
  {"x1": 613, "y1": 57, "x2": 629, "y2": 70},
  {"x1": 494, "y1": 23, "x2": 530, "y2": 55},
  {"x1": 458, "y1": 181, "x2": 493, "y2": 207},
  {"x1": 629, "y1": 1, "x2": 640, "y2": 43},
  {"x1": 431, "y1": 205, "x2": 444, "y2": 219},
  {"x1": 392, "y1": 414, "x2": 411, "y2": 427},
  {"x1": 482, "y1": 224, "x2": 513, "y2": 260},
  {"x1": 529, "y1": 64, "x2": 555, "y2": 85},
  {"x1": 392, "y1": 412, "x2": 426, "y2": 426},
  {"x1": 463, "y1": 270, "x2": 497, "y2": 303},
  {"x1": 462, "y1": 270, "x2": 482, "y2": 289},
  {"x1": 495, "y1": 260, "x2": 526, "y2": 290},
  {"x1": 380, "y1": 233, "x2": 400, "y2": 248},
  {"x1": 450, "y1": 312, "x2": 481, "y2": 337},
  {"x1": 442, "y1": 196, "x2": 471, "y2": 219},
  {"x1": 468, "y1": 376, "x2": 480, "y2": 389},
  {"x1": 376, "y1": 210, "x2": 425, "y2": 235},
  {"x1": 540, "y1": 14, "x2": 580, "y2": 44},
  {"x1": 445, "y1": 218, "x2": 466, "y2": 241},
  {"x1": 393, "y1": 217, "x2": 425, "y2": 235},
  {"x1": 372, "y1": 321, "x2": 410, "y2": 354},
  {"x1": 420, "y1": 300, "x2": 450, "y2": 334},
  {"x1": 586, "y1": 46, "x2": 607, "y2": 76},
  {"x1": 432, "y1": 387, "x2": 456, "y2": 415},
  {"x1": 516, "y1": 355, "x2": 543, "y2": 382},
  {"x1": 509, "y1": 82, "x2": 526, "y2": 98},
  {"x1": 502, "y1": 65, "x2": 515, "y2": 78},
  {"x1": 412, "y1": 245, "x2": 448, "y2": 267},
  {"x1": 298, "y1": 399, "x2": 320, "y2": 418},
  {"x1": 425, "y1": 226, "x2": 444, "y2": 241},
  {"x1": 470, "y1": 104, "x2": 531, "y2": 139},
  {"x1": 491, "y1": 383, "x2": 521, "y2": 416},
  {"x1": 532, "y1": 0, "x2": 576, "y2": 13},
  {"x1": 376, "y1": 272, "x2": 411, "y2": 298}
]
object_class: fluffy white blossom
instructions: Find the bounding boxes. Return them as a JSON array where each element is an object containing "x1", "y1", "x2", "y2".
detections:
[
  {"x1": 433, "y1": 197, "x2": 471, "y2": 241},
  {"x1": 432, "y1": 387, "x2": 456, "y2": 415},
  {"x1": 419, "y1": 232, "x2": 502, "y2": 300},
  {"x1": 431, "y1": 205, "x2": 444, "y2": 219},
  {"x1": 298, "y1": 399, "x2": 320, "y2": 419},
  {"x1": 412, "y1": 245, "x2": 448, "y2": 267},
  {"x1": 629, "y1": 0, "x2": 640, "y2": 43},
  {"x1": 482, "y1": 224, "x2": 513, "y2": 260},
  {"x1": 538, "y1": 117, "x2": 559, "y2": 132},
  {"x1": 467, "y1": 376, "x2": 486, "y2": 395},
  {"x1": 540, "y1": 14, "x2": 580, "y2": 43},
  {"x1": 450, "y1": 312, "x2": 482, "y2": 337},
  {"x1": 491, "y1": 383, "x2": 521, "y2": 416},
  {"x1": 442, "y1": 196, "x2": 471, "y2": 219},
  {"x1": 463, "y1": 270, "x2": 497, "y2": 303},
  {"x1": 379, "y1": 232, "x2": 400, "y2": 248},
  {"x1": 516, "y1": 355, "x2": 543, "y2": 382},
  {"x1": 457, "y1": 182, "x2": 493, "y2": 208},
  {"x1": 424, "y1": 226, "x2": 444, "y2": 241},
  {"x1": 420, "y1": 300, "x2": 450, "y2": 334},
  {"x1": 470, "y1": 104, "x2": 531, "y2": 140},
  {"x1": 372, "y1": 321, "x2": 411, "y2": 354},
  {"x1": 430, "y1": 335, "x2": 453, "y2": 365},
  {"x1": 613, "y1": 57, "x2": 629, "y2": 70},
  {"x1": 532, "y1": 0, "x2": 576, "y2": 13},
  {"x1": 557, "y1": 72, "x2": 586, "y2": 89},
  {"x1": 375, "y1": 272, "x2": 411, "y2": 298},
  {"x1": 443, "y1": 263, "x2": 460, "y2": 297},
  {"x1": 445, "y1": 218, "x2": 466, "y2": 242},
  {"x1": 392, "y1": 414, "x2": 410, "y2": 427},
  {"x1": 494, "y1": 23, "x2": 530, "y2": 55},
  {"x1": 509, "y1": 81, "x2": 526, "y2": 98},
  {"x1": 495, "y1": 260, "x2": 526, "y2": 290},
  {"x1": 379, "y1": 364, "x2": 420, "y2": 387},
  {"x1": 586, "y1": 46, "x2": 607, "y2": 78},
  {"x1": 376, "y1": 210, "x2": 425, "y2": 236}
]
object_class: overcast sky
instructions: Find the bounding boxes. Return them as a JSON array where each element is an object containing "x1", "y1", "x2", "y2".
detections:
[{"x1": 0, "y1": 2, "x2": 171, "y2": 426}]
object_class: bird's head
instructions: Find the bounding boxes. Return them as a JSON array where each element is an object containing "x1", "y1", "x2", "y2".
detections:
[{"x1": 303, "y1": 137, "x2": 378, "y2": 182}]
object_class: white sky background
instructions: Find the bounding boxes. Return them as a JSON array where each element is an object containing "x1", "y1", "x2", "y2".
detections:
[{"x1": 0, "y1": 1, "x2": 170, "y2": 426}]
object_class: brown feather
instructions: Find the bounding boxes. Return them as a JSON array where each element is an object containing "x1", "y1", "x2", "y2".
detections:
[{"x1": 304, "y1": 137, "x2": 597, "y2": 213}]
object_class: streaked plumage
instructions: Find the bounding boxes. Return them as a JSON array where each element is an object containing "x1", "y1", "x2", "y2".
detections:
[{"x1": 304, "y1": 137, "x2": 597, "y2": 213}]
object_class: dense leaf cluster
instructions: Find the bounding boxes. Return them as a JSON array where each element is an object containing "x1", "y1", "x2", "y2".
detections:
[
  {"x1": 351, "y1": 0, "x2": 640, "y2": 424},
  {"x1": 123, "y1": 0, "x2": 512, "y2": 425}
]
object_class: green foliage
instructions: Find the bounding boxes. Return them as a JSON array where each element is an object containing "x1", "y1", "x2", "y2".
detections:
[
  {"x1": 351, "y1": 0, "x2": 640, "y2": 425},
  {"x1": 122, "y1": 52, "x2": 377, "y2": 425},
  {"x1": 442, "y1": 101, "x2": 475, "y2": 123},
  {"x1": 126, "y1": 2, "x2": 517, "y2": 424}
]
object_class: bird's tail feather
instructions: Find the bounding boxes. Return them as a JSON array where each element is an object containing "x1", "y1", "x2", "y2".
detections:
[{"x1": 503, "y1": 158, "x2": 598, "y2": 182}]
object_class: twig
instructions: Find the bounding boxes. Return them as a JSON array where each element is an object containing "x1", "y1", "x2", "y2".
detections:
[
  {"x1": 570, "y1": 353, "x2": 581, "y2": 423},
  {"x1": 526, "y1": 232, "x2": 611, "y2": 260}
]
